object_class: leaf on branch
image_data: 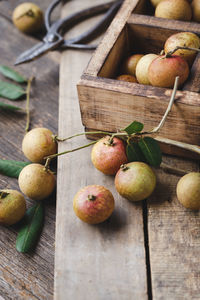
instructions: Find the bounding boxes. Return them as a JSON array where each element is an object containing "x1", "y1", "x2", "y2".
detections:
[
  {"x1": 0, "y1": 159, "x2": 30, "y2": 178},
  {"x1": 0, "y1": 65, "x2": 27, "y2": 83},
  {"x1": 138, "y1": 137, "x2": 162, "y2": 167},
  {"x1": 126, "y1": 141, "x2": 146, "y2": 162},
  {"x1": 16, "y1": 203, "x2": 44, "y2": 253},
  {"x1": 0, "y1": 81, "x2": 26, "y2": 100},
  {"x1": 0, "y1": 101, "x2": 22, "y2": 111},
  {"x1": 122, "y1": 121, "x2": 144, "y2": 134}
]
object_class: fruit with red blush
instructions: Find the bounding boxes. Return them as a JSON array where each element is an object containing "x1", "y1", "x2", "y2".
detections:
[
  {"x1": 91, "y1": 136, "x2": 128, "y2": 175},
  {"x1": 73, "y1": 185, "x2": 115, "y2": 224}
]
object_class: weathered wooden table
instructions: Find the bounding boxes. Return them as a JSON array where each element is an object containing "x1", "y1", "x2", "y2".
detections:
[
  {"x1": 0, "y1": 1, "x2": 59, "y2": 299},
  {"x1": 0, "y1": 1, "x2": 200, "y2": 300}
]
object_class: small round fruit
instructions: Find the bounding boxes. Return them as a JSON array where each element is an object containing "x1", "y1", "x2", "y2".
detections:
[
  {"x1": 115, "y1": 162, "x2": 156, "y2": 202},
  {"x1": 148, "y1": 55, "x2": 189, "y2": 88},
  {"x1": 155, "y1": 0, "x2": 192, "y2": 21},
  {"x1": 192, "y1": 0, "x2": 200, "y2": 22},
  {"x1": 22, "y1": 127, "x2": 57, "y2": 163},
  {"x1": 12, "y1": 2, "x2": 44, "y2": 34},
  {"x1": 164, "y1": 32, "x2": 200, "y2": 66},
  {"x1": 18, "y1": 163, "x2": 56, "y2": 201},
  {"x1": 121, "y1": 54, "x2": 144, "y2": 76},
  {"x1": 176, "y1": 172, "x2": 200, "y2": 210},
  {"x1": 150, "y1": 0, "x2": 163, "y2": 7},
  {"x1": 0, "y1": 190, "x2": 26, "y2": 225},
  {"x1": 135, "y1": 54, "x2": 158, "y2": 85},
  {"x1": 116, "y1": 74, "x2": 137, "y2": 83},
  {"x1": 91, "y1": 136, "x2": 128, "y2": 175},
  {"x1": 73, "y1": 185, "x2": 114, "y2": 224}
]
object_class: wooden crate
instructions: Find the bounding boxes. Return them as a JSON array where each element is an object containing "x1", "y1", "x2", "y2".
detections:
[{"x1": 77, "y1": 0, "x2": 200, "y2": 158}]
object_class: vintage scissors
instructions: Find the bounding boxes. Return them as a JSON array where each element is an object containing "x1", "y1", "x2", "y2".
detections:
[{"x1": 15, "y1": 0, "x2": 123, "y2": 65}]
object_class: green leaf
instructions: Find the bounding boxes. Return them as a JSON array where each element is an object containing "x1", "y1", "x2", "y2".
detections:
[
  {"x1": 138, "y1": 137, "x2": 162, "y2": 167},
  {"x1": 0, "y1": 81, "x2": 26, "y2": 100},
  {"x1": 0, "y1": 101, "x2": 22, "y2": 111},
  {"x1": 0, "y1": 65, "x2": 27, "y2": 83},
  {"x1": 123, "y1": 121, "x2": 144, "y2": 134},
  {"x1": 16, "y1": 203, "x2": 44, "y2": 253},
  {"x1": 0, "y1": 159, "x2": 30, "y2": 178},
  {"x1": 126, "y1": 141, "x2": 146, "y2": 162}
]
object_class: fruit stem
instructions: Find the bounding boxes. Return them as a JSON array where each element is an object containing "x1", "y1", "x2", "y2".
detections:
[
  {"x1": 88, "y1": 195, "x2": 96, "y2": 201},
  {"x1": 160, "y1": 162, "x2": 188, "y2": 176},
  {"x1": 16, "y1": 9, "x2": 35, "y2": 20},
  {"x1": 54, "y1": 131, "x2": 113, "y2": 142},
  {"x1": 25, "y1": 77, "x2": 34, "y2": 133},
  {"x1": 155, "y1": 136, "x2": 200, "y2": 156},
  {"x1": 150, "y1": 76, "x2": 179, "y2": 134},
  {"x1": 165, "y1": 46, "x2": 200, "y2": 58},
  {"x1": 0, "y1": 191, "x2": 9, "y2": 199},
  {"x1": 44, "y1": 140, "x2": 97, "y2": 169}
]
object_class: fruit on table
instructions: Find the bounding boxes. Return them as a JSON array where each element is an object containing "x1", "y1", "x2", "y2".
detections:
[
  {"x1": 22, "y1": 127, "x2": 57, "y2": 163},
  {"x1": 12, "y1": 2, "x2": 44, "y2": 34},
  {"x1": 73, "y1": 185, "x2": 115, "y2": 224},
  {"x1": 148, "y1": 55, "x2": 189, "y2": 88},
  {"x1": 135, "y1": 54, "x2": 158, "y2": 85},
  {"x1": 150, "y1": 0, "x2": 163, "y2": 7},
  {"x1": 164, "y1": 32, "x2": 200, "y2": 66},
  {"x1": 155, "y1": 0, "x2": 192, "y2": 21},
  {"x1": 116, "y1": 74, "x2": 137, "y2": 83},
  {"x1": 121, "y1": 54, "x2": 144, "y2": 76},
  {"x1": 115, "y1": 162, "x2": 156, "y2": 202},
  {"x1": 191, "y1": 0, "x2": 200, "y2": 22},
  {"x1": 0, "y1": 190, "x2": 26, "y2": 225},
  {"x1": 18, "y1": 163, "x2": 56, "y2": 200},
  {"x1": 176, "y1": 172, "x2": 200, "y2": 210},
  {"x1": 91, "y1": 136, "x2": 128, "y2": 175}
]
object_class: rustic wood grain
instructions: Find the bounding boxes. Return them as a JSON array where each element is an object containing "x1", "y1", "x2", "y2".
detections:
[
  {"x1": 0, "y1": 1, "x2": 59, "y2": 299},
  {"x1": 148, "y1": 157, "x2": 200, "y2": 300},
  {"x1": 55, "y1": 1, "x2": 147, "y2": 299}
]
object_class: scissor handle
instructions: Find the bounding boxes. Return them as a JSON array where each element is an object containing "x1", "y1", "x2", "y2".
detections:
[
  {"x1": 47, "y1": 0, "x2": 123, "y2": 50},
  {"x1": 61, "y1": 0, "x2": 123, "y2": 49},
  {"x1": 45, "y1": 0, "x2": 71, "y2": 31}
]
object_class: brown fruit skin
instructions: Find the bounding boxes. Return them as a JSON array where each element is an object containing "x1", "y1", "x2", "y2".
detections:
[
  {"x1": 164, "y1": 32, "x2": 200, "y2": 66},
  {"x1": 91, "y1": 136, "x2": 128, "y2": 175},
  {"x1": 12, "y1": 2, "x2": 44, "y2": 34},
  {"x1": 121, "y1": 54, "x2": 144, "y2": 76},
  {"x1": 116, "y1": 74, "x2": 137, "y2": 83},
  {"x1": 18, "y1": 163, "x2": 56, "y2": 201},
  {"x1": 22, "y1": 127, "x2": 57, "y2": 163},
  {"x1": 0, "y1": 190, "x2": 26, "y2": 225},
  {"x1": 176, "y1": 172, "x2": 200, "y2": 210},
  {"x1": 148, "y1": 55, "x2": 189, "y2": 88},
  {"x1": 155, "y1": 0, "x2": 192, "y2": 21},
  {"x1": 73, "y1": 185, "x2": 114, "y2": 224},
  {"x1": 192, "y1": 0, "x2": 200, "y2": 22},
  {"x1": 135, "y1": 54, "x2": 158, "y2": 85},
  {"x1": 115, "y1": 162, "x2": 156, "y2": 202}
]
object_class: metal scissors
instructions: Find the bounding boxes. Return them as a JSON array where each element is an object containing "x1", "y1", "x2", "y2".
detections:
[{"x1": 15, "y1": 0, "x2": 123, "y2": 65}]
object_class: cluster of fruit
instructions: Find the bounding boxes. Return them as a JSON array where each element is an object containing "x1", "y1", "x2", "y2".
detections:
[
  {"x1": 117, "y1": 31, "x2": 200, "y2": 88},
  {"x1": 74, "y1": 135, "x2": 200, "y2": 224},
  {"x1": 1, "y1": 125, "x2": 200, "y2": 228},
  {"x1": 0, "y1": 128, "x2": 56, "y2": 226},
  {"x1": 151, "y1": 0, "x2": 200, "y2": 22}
]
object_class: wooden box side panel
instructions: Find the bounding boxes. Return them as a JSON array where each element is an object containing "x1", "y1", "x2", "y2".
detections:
[{"x1": 77, "y1": 83, "x2": 200, "y2": 147}]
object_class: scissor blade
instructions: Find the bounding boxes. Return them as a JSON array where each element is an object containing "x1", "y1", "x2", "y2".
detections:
[
  {"x1": 15, "y1": 35, "x2": 63, "y2": 65},
  {"x1": 15, "y1": 42, "x2": 49, "y2": 65}
]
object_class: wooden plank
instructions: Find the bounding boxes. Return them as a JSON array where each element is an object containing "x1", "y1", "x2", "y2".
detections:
[
  {"x1": 148, "y1": 157, "x2": 200, "y2": 299},
  {"x1": 55, "y1": 1, "x2": 147, "y2": 299},
  {"x1": 0, "y1": 1, "x2": 59, "y2": 298}
]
